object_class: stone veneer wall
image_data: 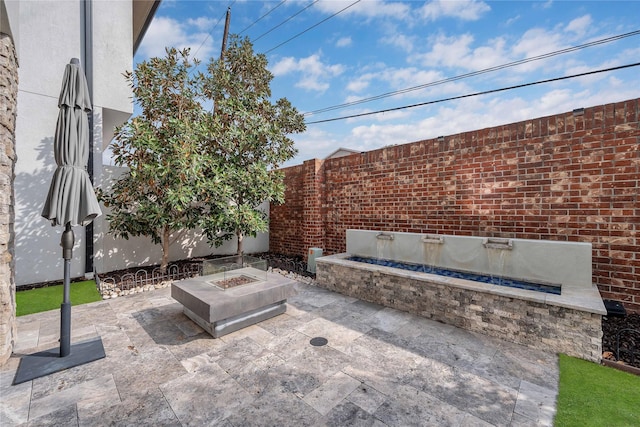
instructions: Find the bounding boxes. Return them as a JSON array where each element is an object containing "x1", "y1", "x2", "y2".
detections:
[
  {"x1": 0, "y1": 34, "x2": 18, "y2": 365},
  {"x1": 316, "y1": 260, "x2": 602, "y2": 362}
]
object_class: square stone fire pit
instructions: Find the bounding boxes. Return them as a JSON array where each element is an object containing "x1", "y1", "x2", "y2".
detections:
[{"x1": 172, "y1": 256, "x2": 296, "y2": 338}]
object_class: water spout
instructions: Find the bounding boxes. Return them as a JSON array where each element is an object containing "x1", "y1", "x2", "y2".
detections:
[
  {"x1": 486, "y1": 248, "x2": 508, "y2": 286},
  {"x1": 421, "y1": 234, "x2": 444, "y2": 244},
  {"x1": 484, "y1": 238, "x2": 512, "y2": 285},
  {"x1": 421, "y1": 234, "x2": 443, "y2": 272},
  {"x1": 375, "y1": 233, "x2": 394, "y2": 260},
  {"x1": 376, "y1": 232, "x2": 394, "y2": 240},
  {"x1": 482, "y1": 237, "x2": 513, "y2": 250}
]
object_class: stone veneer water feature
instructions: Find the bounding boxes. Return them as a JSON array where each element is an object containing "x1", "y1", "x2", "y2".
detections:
[{"x1": 316, "y1": 230, "x2": 606, "y2": 362}]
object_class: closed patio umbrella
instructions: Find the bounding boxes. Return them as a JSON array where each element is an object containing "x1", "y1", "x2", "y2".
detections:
[
  {"x1": 42, "y1": 58, "x2": 101, "y2": 227},
  {"x1": 14, "y1": 58, "x2": 104, "y2": 384}
]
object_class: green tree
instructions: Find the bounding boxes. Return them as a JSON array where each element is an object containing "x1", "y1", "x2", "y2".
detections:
[
  {"x1": 97, "y1": 48, "x2": 212, "y2": 272},
  {"x1": 200, "y1": 35, "x2": 306, "y2": 255}
]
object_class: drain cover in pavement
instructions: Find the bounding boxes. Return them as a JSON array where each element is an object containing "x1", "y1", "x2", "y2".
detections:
[{"x1": 310, "y1": 337, "x2": 328, "y2": 346}]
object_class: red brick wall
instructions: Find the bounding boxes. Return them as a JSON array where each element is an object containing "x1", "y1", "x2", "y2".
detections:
[
  {"x1": 270, "y1": 163, "x2": 305, "y2": 256},
  {"x1": 270, "y1": 159, "x2": 326, "y2": 258},
  {"x1": 270, "y1": 98, "x2": 640, "y2": 312}
]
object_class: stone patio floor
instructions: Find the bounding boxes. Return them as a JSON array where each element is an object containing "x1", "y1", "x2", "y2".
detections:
[{"x1": 1, "y1": 280, "x2": 558, "y2": 426}]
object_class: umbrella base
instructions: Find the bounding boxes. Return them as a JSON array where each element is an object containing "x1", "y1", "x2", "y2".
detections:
[{"x1": 13, "y1": 336, "x2": 105, "y2": 385}]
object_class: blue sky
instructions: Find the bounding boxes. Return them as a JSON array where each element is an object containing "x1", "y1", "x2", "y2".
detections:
[{"x1": 136, "y1": 0, "x2": 640, "y2": 166}]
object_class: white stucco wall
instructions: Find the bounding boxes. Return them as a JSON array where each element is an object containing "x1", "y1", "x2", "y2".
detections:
[
  {"x1": 14, "y1": 0, "x2": 134, "y2": 286},
  {"x1": 13, "y1": 1, "x2": 270, "y2": 286},
  {"x1": 1, "y1": 0, "x2": 20, "y2": 51},
  {"x1": 14, "y1": 1, "x2": 86, "y2": 286},
  {"x1": 92, "y1": 1, "x2": 133, "y2": 115}
]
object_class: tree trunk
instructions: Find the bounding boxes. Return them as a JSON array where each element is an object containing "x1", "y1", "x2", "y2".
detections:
[
  {"x1": 236, "y1": 229, "x2": 243, "y2": 256},
  {"x1": 161, "y1": 226, "x2": 170, "y2": 273}
]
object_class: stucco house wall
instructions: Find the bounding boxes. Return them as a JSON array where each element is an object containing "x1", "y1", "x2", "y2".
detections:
[
  {"x1": 10, "y1": 1, "x2": 266, "y2": 287},
  {"x1": 12, "y1": 0, "x2": 134, "y2": 287}
]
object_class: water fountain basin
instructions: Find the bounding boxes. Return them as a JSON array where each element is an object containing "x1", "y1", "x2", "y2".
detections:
[{"x1": 316, "y1": 230, "x2": 606, "y2": 362}]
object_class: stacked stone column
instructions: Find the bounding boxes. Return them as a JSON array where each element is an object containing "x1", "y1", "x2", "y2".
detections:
[{"x1": 0, "y1": 33, "x2": 18, "y2": 365}]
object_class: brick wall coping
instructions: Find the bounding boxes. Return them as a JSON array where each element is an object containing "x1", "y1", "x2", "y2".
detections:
[{"x1": 318, "y1": 253, "x2": 606, "y2": 315}]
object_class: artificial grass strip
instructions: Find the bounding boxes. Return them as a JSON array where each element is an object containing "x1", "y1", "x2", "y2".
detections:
[
  {"x1": 555, "y1": 354, "x2": 640, "y2": 427},
  {"x1": 16, "y1": 280, "x2": 102, "y2": 316}
]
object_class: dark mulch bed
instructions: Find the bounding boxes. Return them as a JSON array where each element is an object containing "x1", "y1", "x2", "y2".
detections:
[
  {"x1": 254, "y1": 252, "x2": 315, "y2": 277},
  {"x1": 97, "y1": 258, "x2": 204, "y2": 286},
  {"x1": 97, "y1": 252, "x2": 314, "y2": 288},
  {"x1": 602, "y1": 313, "x2": 640, "y2": 369}
]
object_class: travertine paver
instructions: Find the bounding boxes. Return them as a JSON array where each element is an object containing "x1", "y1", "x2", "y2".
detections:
[
  {"x1": 0, "y1": 281, "x2": 559, "y2": 426},
  {"x1": 513, "y1": 381, "x2": 557, "y2": 426},
  {"x1": 303, "y1": 371, "x2": 360, "y2": 415},
  {"x1": 0, "y1": 370, "x2": 30, "y2": 425},
  {"x1": 29, "y1": 374, "x2": 119, "y2": 419}
]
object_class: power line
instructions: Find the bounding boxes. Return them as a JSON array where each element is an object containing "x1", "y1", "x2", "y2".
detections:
[
  {"x1": 305, "y1": 29, "x2": 640, "y2": 116},
  {"x1": 305, "y1": 62, "x2": 640, "y2": 124},
  {"x1": 264, "y1": 0, "x2": 361, "y2": 54},
  {"x1": 254, "y1": 0, "x2": 319, "y2": 42},
  {"x1": 238, "y1": 0, "x2": 287, "y2": 35}
]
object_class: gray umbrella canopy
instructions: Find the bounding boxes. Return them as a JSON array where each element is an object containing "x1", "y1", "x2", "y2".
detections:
[{"x1": 42, "y1": 59, "x2": 101, "y2": 226}]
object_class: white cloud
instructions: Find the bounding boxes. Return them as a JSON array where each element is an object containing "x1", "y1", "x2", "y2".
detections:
[
  {"x1": 563, "y1": 45, "x2": 640, "y2": 86},
  {"x1": 537, "y1": 89, "x2": 576, "y2": 111},
  {"x1": 271, "y1": 54, "x2": 345, "y2": 92},
  {"x1": 137, "y1": 16, "x2": 216, "y2": 61},
  {"x1": 505, "y1": 15, "x2": 521, "y2": 26},
  {"x1": 344, "y1": 64, "x2": 469, "y2": 101},
  {"x1": 412, "y1": 33, "x2": 508, "y2": 72},
  {"x1": 564, "y1": 15, "x2": 592, "y2": 37},
  {"x1": 186, "y1": 17, "x2": 216, "y2": 32},
  {"x1": 420, "y1": 0, "x2": 490, "y2": 21},
  {"x1": 414, "y1": 33, "x2": 474, "y2": 68},
  {"x1": 383, "y1": 68, "x2": 445, "y2": 90},
  {"x1": 469, "y1": 38, "x2": 508, "y2": 69},
  {"x1": 342, "y1": 65, "x2": 471, "y2": 116},
  {"x1": 344, "y1": 94, "x2": 370, "y2": 104},
  {"x1": 271, "y1": 57, "x2": 297, "y2": 75},
  {"x1": 510, "y1": 27, "x2": 567, "y2": 74},
  {"x1": 409, "y1": 14, "x2": 607, "y2": 78},
  {"x1": 336, "y1": 37, "x2": 352, "y2": 48},
  {"x1": 346, "y1": 76, "x2": 371, "y2": 92},
  {"x1": 314, "y1": 0, "x2": 410, "y2": 20},
  {"x1": 380, "y1": 33, "x2": 414, "y2": 53},
  {"x1": 291, "y1": 71, "x2": 640, "y2": 164},
  {"x1": 284, "y1": 127, "x2": 343, "y2": 167},
  {"x1": 370, "y1": 109, "x2": 411, "y2": 122},
  {"x1": 513, "y1": 27, "x2": 564, "y2": 59},
  {"x1": 334, "y1": 79, "x2": 637, "y2": 156}
]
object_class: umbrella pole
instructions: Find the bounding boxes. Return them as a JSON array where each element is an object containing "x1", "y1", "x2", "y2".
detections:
[
  {"x1": 60, "y1": 223, "x2": 74, "y2": 357},
  {"x1": 12, "y1": 221, "x2": 105, "y2": 385}
]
